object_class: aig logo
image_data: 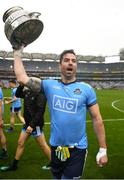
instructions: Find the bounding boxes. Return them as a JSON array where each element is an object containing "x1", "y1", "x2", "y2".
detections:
[{"x1": 53, "y1": 95, "x2": 78, "y2": 113}]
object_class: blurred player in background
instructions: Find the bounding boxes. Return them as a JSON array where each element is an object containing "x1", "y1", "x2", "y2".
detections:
[
  {"x1": 0, "y1": 84, "x2": 51, "y2": 171},
  {"x1": 5, "y1": 79, "x2": 25, "y2": 132},
  {"x1": 0, "y1": 85, "x2": 8, "y2": 159}
]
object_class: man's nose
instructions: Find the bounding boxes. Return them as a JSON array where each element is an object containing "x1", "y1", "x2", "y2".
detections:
[{"x1": 68, "y1": 60, "x2": 73, "y2": 65}]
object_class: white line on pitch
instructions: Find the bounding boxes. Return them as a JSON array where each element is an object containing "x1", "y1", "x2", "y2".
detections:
[
  {"x1": 112, "y1": 99, "x2": 124, "y2": 113},
  {"x1": 3, "y1": 118, "x2": 124, "y2": 126}
]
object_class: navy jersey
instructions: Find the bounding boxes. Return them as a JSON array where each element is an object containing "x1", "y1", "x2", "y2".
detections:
[
  {"x1": 16, "y1": 85, "x2": 47, "y2": 129},
  {"x1": 42, "y1": 80, "x2": 97, "y2": 149}
]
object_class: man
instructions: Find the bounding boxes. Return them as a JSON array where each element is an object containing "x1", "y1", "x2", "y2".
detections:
[
  {"x1": 5, "y1": 80, "x2": 25, "y2": 132},
  {"x1": 12, "y1": 47, "x2": 108, "y2": 179},
  {"x1": 0, "y1": 84, "x2": 51, "y2": 171},
  {"x1": 0, "y1": 86, "x2": 8, "y2": 159}
]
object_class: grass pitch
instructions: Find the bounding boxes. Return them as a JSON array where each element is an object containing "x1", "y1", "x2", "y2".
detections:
[{"x1": 0, "y1": 88, "x2": 124, "y2": 179}]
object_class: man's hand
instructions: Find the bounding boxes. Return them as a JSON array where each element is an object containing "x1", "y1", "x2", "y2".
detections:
[
  {"x1": 26, "y1": 126, "x2": 33, "y2": 134},
  {"x1": 0, "y1": 120, "x2": 3, "y2": 128},
  {"x1": 13, "y1": 46, "x2": 24, "y2": 57},
  {"x1": 12, "y1": 44, "x2": 22, "y2": 50},
  {"x1": 96, "y1": 148, "x2": 108, "y2": 167},
  {"x1": 11, "y1": 35, "x2": 25, "y2": 50},
  {"x1": 4, "y1": 100, "x2": 9, "y2": 104}
]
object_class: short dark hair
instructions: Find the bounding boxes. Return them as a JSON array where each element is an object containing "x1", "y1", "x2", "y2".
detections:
[
  {"x1": 59, "y1": 49, "x2": 76, "y2": 64},
  {"x1": 9, "y1": 79, "x2": 16, "y2": 84}
]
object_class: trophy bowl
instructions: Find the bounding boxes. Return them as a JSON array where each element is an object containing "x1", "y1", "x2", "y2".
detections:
[{"x1": 3, "y1": 6, "x2": 44, "y2": 48}]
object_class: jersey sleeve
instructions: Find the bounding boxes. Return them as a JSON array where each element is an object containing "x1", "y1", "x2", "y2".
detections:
[{"x1": 86, "y1": 86, "x2": 97, "y2": 107}]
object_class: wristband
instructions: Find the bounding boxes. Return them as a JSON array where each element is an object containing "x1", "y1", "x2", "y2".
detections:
[
  {"x1": 99, "y1": 148, "x2": 107, "y2": 153},
  {"x1": 96, "y1": 147, "x2": 107, "y2": 163}
]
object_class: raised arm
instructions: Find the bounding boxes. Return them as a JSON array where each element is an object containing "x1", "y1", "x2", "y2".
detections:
[
  {"x1": 13, "y1": 47, "x2": 41, "y2": 92},
  {"x1": 13, "y1": 47, "x2": 30, "y2": 85}
]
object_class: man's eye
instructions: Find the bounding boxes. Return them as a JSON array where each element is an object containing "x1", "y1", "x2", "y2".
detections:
[
  {"x1": 72, "y1": 59, "x2": 76, "y2": 63},
  {"x1": 64, "y1": 59, "x2": 68, "y2": 62}
]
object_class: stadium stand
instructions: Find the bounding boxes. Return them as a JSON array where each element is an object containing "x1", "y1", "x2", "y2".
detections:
[{"x1": 0, "y1": 51, "x2": 124, "y2": 89}]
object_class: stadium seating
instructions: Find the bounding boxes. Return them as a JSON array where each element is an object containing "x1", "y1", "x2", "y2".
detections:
[{"x1": 0, "y1": 51, "x2": 124, "y2": 89}]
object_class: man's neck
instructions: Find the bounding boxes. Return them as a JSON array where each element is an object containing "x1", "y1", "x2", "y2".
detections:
[{"x1": 61, "y1": 76, "x2": 76, "y2": 84}]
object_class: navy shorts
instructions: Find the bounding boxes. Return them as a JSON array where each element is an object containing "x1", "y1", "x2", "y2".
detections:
[
  {"x1": 51, "y1": 146, "x2": 87, "y2": 179},
  {"x1": 10, "y1": 107, "x2": 21, "y2": 113}
]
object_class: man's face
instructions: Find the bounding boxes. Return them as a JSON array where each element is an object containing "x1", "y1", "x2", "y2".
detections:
[
  {"x1": 59, "y1": 53, "x2": 77, "y2": 80},
  {"x1": 9, "y1": 82, "x2": 15, "y2": 88}
]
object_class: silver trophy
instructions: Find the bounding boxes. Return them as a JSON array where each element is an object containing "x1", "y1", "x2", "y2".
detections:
[{"x1": 3, "y1": 6, "x2": 44, "y2": 48}]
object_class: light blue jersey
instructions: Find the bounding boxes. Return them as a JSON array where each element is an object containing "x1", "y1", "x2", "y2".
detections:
[
  {"x1": 0, "y1": 87, "x2": 4, "y2": 113},
  {"x1": 0, "y1": 88, "x2": 3, "y2": 100},
  {"x1": 42, "y1": 80, "x2": 97, "y2": 149},
  {"x1": 11, "y1": 87, "x2": 22, "y2": 108}
]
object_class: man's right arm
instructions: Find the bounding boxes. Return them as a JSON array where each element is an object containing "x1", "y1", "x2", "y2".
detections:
[
  {"x1": 13, "y1": 47, "x2": 30, "y2": 85},
  {"x1": 13, "y1": 47, "x2": 41, "y2": 92}
]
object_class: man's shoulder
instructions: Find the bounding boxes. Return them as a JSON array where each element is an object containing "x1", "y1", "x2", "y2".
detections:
[
  {"x1": 76, "y1": 81, "x2": 92, "y2": 89},
  {"x1": 43, "y1": 79, "x2": 58, "y2": 85}
]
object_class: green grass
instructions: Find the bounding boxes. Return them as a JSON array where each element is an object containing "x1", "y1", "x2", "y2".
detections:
[{"x1": 0, "y1": 88, "x2": 124, "y2": 179}]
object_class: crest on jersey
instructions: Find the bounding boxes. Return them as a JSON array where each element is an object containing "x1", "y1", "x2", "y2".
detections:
[{"x1": 74, "y1": 88, "x2": 82, "y2": 95}]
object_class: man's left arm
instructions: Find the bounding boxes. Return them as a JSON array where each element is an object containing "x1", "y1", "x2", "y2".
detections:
[
  {"x1": 4, "y1": 96, "x2": 17, "y2": 104},
  {"x1": 88, "y1": 103, "x2": 108, "y2": 167}
]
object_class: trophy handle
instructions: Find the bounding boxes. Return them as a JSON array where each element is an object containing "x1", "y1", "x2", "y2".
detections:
[{"x1": 29, "y1": 12, "x2": 41, "y2": 18}]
